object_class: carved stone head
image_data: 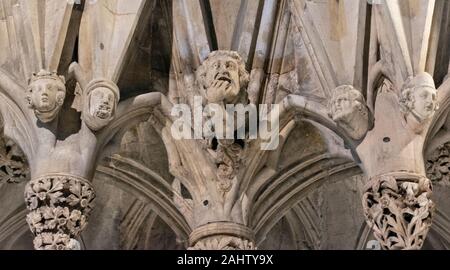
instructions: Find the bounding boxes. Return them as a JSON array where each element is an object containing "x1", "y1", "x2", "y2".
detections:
[
  {"x1": 400, "y1": 72, "x2": 438, "y2": 123},
  {"x1": 197, "y1": 51, "x2": 249, "y2": 104},
  {"x1": 329, "y1": 85, "x2": 369, "y2": 140},
  {"x1": 82, "y1": 79, "x2": 120, "y2": 131},
  {"x1": 27, "y1": 70, "x2": 66, "y2": 123}
]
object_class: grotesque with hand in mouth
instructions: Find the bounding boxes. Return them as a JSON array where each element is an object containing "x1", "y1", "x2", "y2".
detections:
[{"x1": 197, "y1": 50, "x2": 249, "y2": 105}]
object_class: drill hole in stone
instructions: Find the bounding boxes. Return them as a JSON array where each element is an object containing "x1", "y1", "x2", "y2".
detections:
[
  {"x1": 383, "y1": 137, "x2": 390, "y2": 143},
  {"x1": 203, "y1": 200, "x2": 209, "y2": 206}
]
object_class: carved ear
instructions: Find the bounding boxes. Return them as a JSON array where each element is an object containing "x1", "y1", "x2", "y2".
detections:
[
  {"x1": 435, "y1": 102, "x2": 440, "y2": 111},
  {"x1": 25, "y1": 95, "x2": 32, "y2": 108}
]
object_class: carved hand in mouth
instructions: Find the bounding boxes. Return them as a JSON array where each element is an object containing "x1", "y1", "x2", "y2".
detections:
[{"x1": 208, "y1": 78, "x2": 233, "y2": 103}]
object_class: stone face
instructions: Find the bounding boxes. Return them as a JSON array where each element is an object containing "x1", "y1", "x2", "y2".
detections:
[
  {"x1": 26, "y1": 70, "x2": 66, "y2": 123},
  {"x1": 196, "y1": 50, "x2": 249, "y2": 105},
  {"x1": 399, "y1": 72, "x2": 438, "y2": 130},
  {"x1": 1, "y1": 0, "x2": 450, "y2": 250},
  {"x1": 82, "y1": 79, "x2": 120, "y2": 131},
  {"x1": 328, "y1": 85, "x2": 370, "y2": 140}
]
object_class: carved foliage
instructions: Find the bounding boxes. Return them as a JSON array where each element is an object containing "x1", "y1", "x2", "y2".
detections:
[
  {"x1": 362, "y1": 174, "x2": 434, "y2": 250},
  {"x1": 0, "y1": 136, "x2": 29, "y2": 184},
  {"x1": 426, "y1": 142, "x2": 450, "y2": 184},
  {"x1": 24, "y1": 174, "x2": 95, "y2": 250},
  {"x1": 189, "y1": 236, "x2": 256, "y2": 250},
  {"x1": 215, "y1": 140, "x2": 245, "y2": 194}
]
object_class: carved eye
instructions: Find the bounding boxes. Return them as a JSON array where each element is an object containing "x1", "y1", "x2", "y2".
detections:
[{"x1": 213, "y1": 63, "x2": 219, "y2": 69}]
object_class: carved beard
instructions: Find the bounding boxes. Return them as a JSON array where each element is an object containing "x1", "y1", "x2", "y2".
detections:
[
  {"x1": 332, "y1": 105, "x2": 356, "y2": 123},
  {"x1": 83, "y1": 93, "x2": 116, "y2": 131},
  {"x1": 93, "y1": 105, "x2": 112, "y2": 120}
]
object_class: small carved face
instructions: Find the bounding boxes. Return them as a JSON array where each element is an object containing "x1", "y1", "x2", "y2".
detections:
[
  {"x1": 205, "y1": 56, "x2": 241, "y2": 103},
  {"x1": 89, "y1": 87, "x2": 115, "y2": 120},
  {"x1": 28, "y1": 78, "x2": 64, "y2": 113},
  {"x1": 411, "y1": 86, "x2": 437, "y2": 121},
  {"x1": 329, "y1": 86, "x2": 369, "y2": 140},
  {"x1": 330, "y1": 92, "x2": 356, "y2": 122}
]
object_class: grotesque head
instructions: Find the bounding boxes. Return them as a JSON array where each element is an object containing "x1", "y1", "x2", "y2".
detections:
[
  {"x1": 329, "y1": 85, "x2": 369, "y2": 140},
  {"x1": 27, "y1": 70, "x2": 66, "y2": 123},
  {"x1": 197, "y1": 51, "x2": 249, "y2": 104},
  {"x1": 82, "y1": 79, "x2": 120, "y2": 131},
  {"x1": 400, "y1": 72, "x2": 438, "y2": 123}
]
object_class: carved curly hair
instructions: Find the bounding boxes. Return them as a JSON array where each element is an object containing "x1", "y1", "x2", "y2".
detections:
[{"x1": 328, "y1": 85, "x2": 368, "y2": 118}]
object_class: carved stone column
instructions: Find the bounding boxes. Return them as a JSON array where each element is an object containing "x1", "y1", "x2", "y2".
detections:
[
  {"x1": 362, "y1": 172, "x2": 434, "y2": 250},
  {"x1": 24, "y1": 174, "x2": 95, "y2": 250},
  {"x1": 188, "y1": 222, "x2": 256, "y2": 250}
]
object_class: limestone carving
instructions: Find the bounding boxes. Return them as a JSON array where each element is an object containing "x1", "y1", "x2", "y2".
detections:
[
  {"x1": 188, "y1": 222, "x2": 256, "y2": 250},
  {"x1": 362, "y1": 173, "x2": 434, "y2": 250},
  {"x1": 426, "y1": 142, "x2": 450, "y2": 184},
  {"x1": 24, "y1": 174, "x2": 95, "y2": 250},
  {"x1": 215, "y1": 139, "x2": 245, "y2": 195},
  {"x1": 189, "y1": 236, "x2": 256, "y2": 250},
  {"x1": 82, "y1": 79, "x2": 120, "y2": 131},
  {"x1": 196, "y1": 50, "x2": 249, "y2": 105},
  {"x1": 328, "y1": 85, "x2": 369, "y2": 140},
  {"x1": 195, "y1": 51, "x2": 251, "y2": 197},
  {"x1": 27, "y1": 70, "x2": 66, "y2": 123},
  {"x1": 399, "y1": 72, "x2": 438, "y2": 127},
  {"x1": 0, "y1": 138, "x2": 29, "y2": 184},
  {"x1": 0, "y1": 122, "x2": 29, "y2": 184}
]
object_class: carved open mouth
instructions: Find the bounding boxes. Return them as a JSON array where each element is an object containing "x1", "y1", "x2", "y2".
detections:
[{"x1": 216, "y1": 76, "x2": 232, "y2": 84}]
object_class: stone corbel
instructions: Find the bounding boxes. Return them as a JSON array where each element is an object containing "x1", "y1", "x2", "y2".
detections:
[
  {"x1": 362, "y1": 172, "x2": 434, "y2": 250},
  {"x1": 24, "y1": 174, "x2": 95, "y2": 250},
  {"x1": 328, "y1": 85, "x2": 370, "y2": 141},
  {"x1": 26, "y1": 70, "x2": 67, "y2": 123},
  {"x1": 188, "y1": 222, "x2": 256, "y2": 250}
]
